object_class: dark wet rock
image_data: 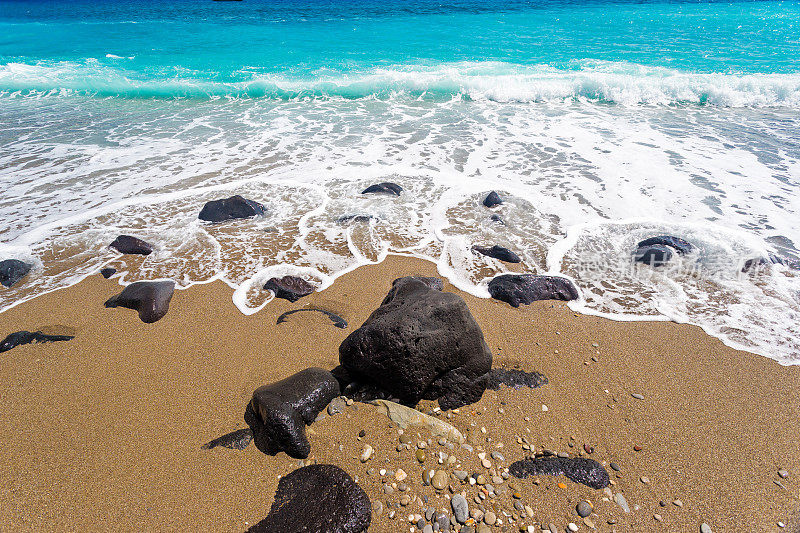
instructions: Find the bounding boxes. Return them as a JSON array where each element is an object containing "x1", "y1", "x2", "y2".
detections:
[
  {"x1": 337, "y1": 214, "x2": 378, "y2": 224},
  {"x1": 486, "y1": 369, "x2": 548, "y2": 390},
  {"x1": 0, "y1": 330, "x2": 74, "y2": 353},
  {"x1": 104, "y1": 280, "x2": 175, "y2": 323},
  {"x1": 264, "y1": 276, "x2": 315, "y2": 302},
  {"x1": 109, "y1": 235, "x2": 153, "y2": 256},
  {"x1": 634, "y1": 245, "x2": 673, "y2": 267},
  {"x1": 201, "y1": 428, "x2": 254, "y2": 451},
  {"x1": 404, "y1": 276, "x2": 443, "y2": 291},
  {"x1": 637, "y1": 235, "x2": 694, "y2": 256},
  {"x1": 100, "y1": 268, "x2": 117, "y2": 279},
  {"x1": 510, "y1": 456, "x2": 610, "y2": 489},
  {"x1": 488, "y1": 274, "x2": 579, "y2": 307},
  {"x1": 483, "y1": 191, "x2": 503, "y2": 208},
  {"x1": 472, "y1": 245, "x2": 521, "y2": 263},
  {"x1": 248, "y1": 464, "x2": 371, "y2": 533},
  {"x1": 245, "y1": 367, "x2": 340, "y2": 459},
  {"x1": 339, "y1": 276, "x2": 492, "y2": 410},
  {"x1": 361, "y1": 182, "x2": 402, "y2": 196},
  {"x1": 198, "y1": 195, "x2": 266, "y2": 223},
  {"x1": 0, "y1": 259, "x2": 32, "y2": 288},
  {"x1": 490, "y1": 214, "x2": 505, "y2": 225},
  {"x1": 742, "y1": 254, "x2": 800, "y2": 273},
  {"x1": 277, "y1": 308, "x2": 347, "y2": 329}
]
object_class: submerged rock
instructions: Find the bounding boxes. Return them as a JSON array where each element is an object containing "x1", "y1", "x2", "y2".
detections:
[
  {"x1": 104, "y1": 280, "x2": 175, "y2": 323},
  {"x1": 488, "y1": 274, "x2": 579, "y2": 307},
  {"x1": 472, "y1": 245, "x2": 521, "y2": 263},
  {"x1": 245, "y1": 367, "x2": 340, "y2": 459},
  {"x1": 198, "y1": 195, "x2": 266, "y2": 223},
  {"x1": 490, "y1": 214, "x2": 505, "y2": 225},
  {"x1": 0, "y1": 259, "x2": 32, "y2": 288},
  {"x1": 636, "y1": 235, "x2": 694, "y2": 256},
  {"x1": 201, "y1": 428, "x2": 254, "y2": 451},
  {"x1": 0, "y1": 330, "x2": 75, "y2": 353},
  {"x1": 510, "y1": 456, "x2": 610, "y2": 489},
  {"x1": 277, "y1": 308, "x2": 347, "y2": 329},
  {"x1": 248, "y1": 464, "x2": 371, "y2": 533},
  {"x1": 100, "y1": 267, "x2": 117, "y2": 279},
  {"x1": 742, "y1": 254, "x2": 800, "y2": 273},
  {"x1": 486, "y1": 368, "x2": 548, "y2": 390},
  {"x1": 264, "y1": 276, "x2": 315, "y2": 302},
  {"x1": 337, "y1": 214, "x2": 378, "y2": 224},
  {"x1": 109, "y1": 235, "x2": 153, "y2": 256},
  {"x1": 634, "y1": 244, "x2": 673, "y2": 267},
  {"x1": 339, "y1": 276, "x2": 492, "y2": 410},
  {"x1": 372, "y1": 399, "x2": 465, "y2": 443},
  {"x1": 361, "y1": 182, "x2": 403, "y2": 196},
  {"x1": 483, "y1": 191, "x2": 503, "y2": 208}
]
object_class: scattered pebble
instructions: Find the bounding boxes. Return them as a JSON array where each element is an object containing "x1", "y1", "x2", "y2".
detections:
[
  {"x1": 609, "y1": 462, "x2": 620, "y2": 472},
  {"x1": 416, "y1": 449, "x2": 426, "y2": 463},
  {"x1": 631, "y1": 393, "x2": 645, "y2": 400},
  {"x1": 633, "y1": 445, "x2": 643, "y2": 452},
  {"x1": 778, "y1": 469, "x2": 789, "y2": 479},
  {"x1": 360, "y1": 444, "x2": 373, "y2": 463},
  {"x1": 700, "y1": 523, "x2": 713, "y2": 533},
  {"x1": 673, "y1": 500, "x2": 683, "y2": 508},
  {"x1": 640, "y1": 476, "x2": 650, "y2": 484},
  {"x1": 484, "y1": 511, "x2": 496, "y2": 525},
  {"x1": 431, "y1": 470, "x2": 448, "y2": 490},
  {"x1": 614, "y1": 493, "x2": 630, "y2": 513},
  {"x1": 568, "y1": 523, "x2": 579, "y2": 532},
  {"x1": 654, "y1": 514, "x2": 662, "y2": 522},
  {"x1": 576, "y1": 501, "x2": 592, "y2": 518},
  {"x1": 451, "y1": 494, "x2": 469, "y2": 524}
]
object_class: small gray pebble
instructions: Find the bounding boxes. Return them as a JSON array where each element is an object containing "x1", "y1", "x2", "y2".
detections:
[
  {"x1": 778, "y1": 469, "x2": 789, "y2": 479},
  {"x1": 557, "y1": 451, "x2": 570, "y2": 458},
  {"x1": 610, "y1": 462, "x2": 621, "y2": 471},
  {"x1": 700, "y1": 523, "x2": 713, "y2": 533},
  {"x1": 632, "y1": 393, "x2": 645, "y2": 400},
  {"x1": 423, "y1": 526, "x2": 434, "y2": 533},
  {"x1": 491, "y1": 451, "x2": 505, "y2": 461},
  {"x1": 576, "y1": 501, "x2": 592, "y2": 518}
]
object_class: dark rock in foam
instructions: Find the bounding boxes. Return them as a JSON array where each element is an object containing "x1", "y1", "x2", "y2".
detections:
[
  {"x1": 636, "y1": 235, "x2": 694, "y2": 256},
  {"x1": 472, "y1": 245, "x2": 521, "y2": 263},
  {"x1": 248, "y1": 464, "x2": 371, "y2": 533},
  {"x1": 634, "y1": 244, "x2": 673, "y2": 267},
  {"x1": 198, "y1": 194, "x2": 266, "y2": 223},
  {"x1": 109, "y1": 235, "x2": 153, "y2": 256},
  {"x1": 483, "y1": 191, "x2": 503, "y2": 208},
  {"x1": 361, "y1": 182, "x2": 403, "y2": 196},
  {"x1": 0, "y1": 330, "x2": 75, "y2": 353},
  {"x1": 339, "y1": 276, "x2": 492, "y2": 410},
  {"x1": 742, "y1": 253, "x2": 800, "y2": 273},
  {"x1": 0, "y1": 259, "x2": 32, "y2": 288},
  {"x1": 264, "y1": 276, "x2": 315, "y2": 302},
  {"x1": 488, "y1": 274, "x2": 579, "y2": 308},
  {"x1": 104, "y1": 280, "x2": 175, "y2": 323},
  {"x1": 245, "y1": 367, "x2": 340, "y2": 459},
  {"x1": 510, "y1": 456, "x2": 610, "y2": 489},
  {"x1": 490, "y1": 214, "x2": 505, "y2": 225},
  {"x1": 100, "y1": 268, "x2": 117, "y2": 279}
]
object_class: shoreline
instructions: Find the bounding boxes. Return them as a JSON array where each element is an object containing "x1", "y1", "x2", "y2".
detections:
[{"x1": 0, "y1": 255, "x2": 798, "y2": 531}]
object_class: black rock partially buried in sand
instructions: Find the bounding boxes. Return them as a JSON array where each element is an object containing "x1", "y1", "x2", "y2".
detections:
[
  {"x1": 510, "y1": 455, "x2": 610, "y2": 489},
  {"x1": 483, "y1": 191, "x2": 503, "y2": 208},
  {"x1": 104, "y1": 280, "x2": 175, "y2": 323},
  {"x1": 472, "y1": 244, "x2": 522, "y2": 263},
  {"x1": 637, "y1": 235, "x2": 694, "y2": 256},
  {"x1": 264, "y1": 275, "x2": 315, "y2": 302},
  {"x1": 248, "y1": 464, "x2": 371, "y2": 533},
  {"x1": 109, "y1": 235, "x2": 153, "y2": 256},
  {"x1": 488, "y1": 274, "x2": 579, "y2": 307},
  {"x1": 486, "y1": 368, "x2": 548, "y2": 390},
  {"x1": 0, "y1": 330, "x2": 75, "y2": 353},
  {"x1": 339, "y1": 276, "x2": 492, "y2": 410},
  {"x1": 201, "y1": 428, "x2": 254, "y2": 451},
  {"x1": 361, "y1": 182, "x2": 403, "y2": 196},
  {"x1": 198, "y1": 194, "x2": 266, "y2": 223},
  {"x1": 100, "y1": 267, "x2": 117, "y2": 279},
  {"x1": 245, "y1": 367, "x2": 340, "y2": 459},
  {"x1": 0, "y1": 259, "x2": 32, "y2": 288},
  {"x1": 633, "y1": 235, "x2": 694, "y2": 267}
]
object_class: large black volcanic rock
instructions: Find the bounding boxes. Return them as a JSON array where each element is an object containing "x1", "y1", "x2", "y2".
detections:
[
  {"x1": 634, "y1": 244, "x2": 673, "y2": 267},
  {"x1": 339, "y1": 276, "x2": 492, "y2": 410},
  {"x1": 198, "y1": 195, "x2": 266, "y2": 223},
  {"x1": 472, "y1": 245, "x2": 521, "y2": 263},
  {"x1": 483, "y1": 191, "x2": 503, "y2": 208},
  {"x1": 361, "y1": 182, "x2": 402, "y2": 196},
  {"x1": 636, "y1": 235, "x2": 694, "y2": 256},
  {"x1": 488, "y1": 274, "x2": 579, "y2": 307},
  {"x1": 264, "y1": 276, "x2": 315, "y2": 302},
  {"x1": 104, "y1": 280, "x2": 175, "y2": 323},
  {"x1": 248, "y1": 464, "x2": 371, "y2": 533},
  {"x1": 0, "y1": 259, "x2": 32, "y2": 288},
  {"x1": 245, "y1": 368, "x2": 340, "y2": 459},
  {"x1": 109, "y1": 235, "x2": 153, "y2": 256},
  {"x1": 510, "y1": 456, "x2": 610, "y2": 489}
]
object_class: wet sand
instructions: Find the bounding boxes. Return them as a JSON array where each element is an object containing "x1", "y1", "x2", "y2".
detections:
[{"x1": 0, "y1": 255, "x2": 798, "y2": 532}]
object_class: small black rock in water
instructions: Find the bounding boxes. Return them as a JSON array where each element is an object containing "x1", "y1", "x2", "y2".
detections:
[
  {"x1": 361, "y1": 182, "x2": 403, "y2": 196},
  {"x1": 245, "y1": 367, "x2": 340, "y2": 459},
  {"x1": 198, "y1": 195, "x2": 266, "y2": 223},
  {"x1": 201, "y1": 428, "x2": 254, "y2": 451},
  {"x1": 248, "y1": 464, "x2": 371, "y2": 533},
  {"x1": 264, "y1": 275, "x2": 315, "y2": 302},
  {"x1": 490, "y1": 214, "x2": 505, "y2": 225},
  {"x1": 109, "y1": 235, "x2": 153, "y2": 256},
  {"x1": 483, "y1": 191, "x2": 503, "y2": 208},
  {"x1": 636, "y1": 235, "x2": 694, "y2": 256},
  {"x1": 510, "y1": 456, "x2": 610, "y2": 489},
  {"x1": 104, "y1": 280, "x2": 175, "y2": 323},
  {"x1": 472, "y1": 245, "x2": 521, "y2": 263},
  {"x1": 0, "y1": 330, "x2": 75, "y2": 353},
  {"x1": 277, "y1": 308, "x2": 347, "y2": 329},
  {"x1": 100, "y1": 267, "x2": 117, "y2": 279},
  {"x1": 742, "y1": 253, "x2": 800, "y2": 273},
  {"x1": 486, "y1": 368, "x2": 548, "y2": 390},
  {"x1": 488, "y1": 274, "x2": 579, "y2": 307},
  {"x1": 337, "y1": 214, "x2": 378, "y2": 224},
  {"x1": 634, "y1": 244, "x2": 673, "y2": 267},
  {"x1": 0, "y1": 259, "x2": 32, "y2": 288}
]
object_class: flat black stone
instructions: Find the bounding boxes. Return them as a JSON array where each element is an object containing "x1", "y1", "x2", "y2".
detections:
[
  {"x1": 198, "y1": 195, "x2": 266, "y2": 223},
  {"x1": 483, "y1": 191, "x2": 503, "y2": 208},
  {"x1": 277, "y1": 308, "x2": 347, "y2": 329},
  {"x1": 361, "y1": 182, "x2": 402, "y2": 196},
  {"x1": 109, "y1": 235, "x2": 153, "y2": 256},
  {"x1": 104, "y1": 280, "x2": 175, "y2": 323},
  {"x1": 472, "y1": 245, "x2": 521, "y2": 263},
  {"x1": 264, "y1": 276, "x2": 315, "y2": 302},
  {"x1": 337, "y1": 214, "x2": 378, "y2": 224},
  {"x1": 201, "y1": 428, "x2": 254, "y2": 451},
  {"x1": 636, "y1": 235, "x2": 694, "y2": 255},
  {"x1": 245, "y1": 367, "x2": 340, "y2": 459},
  {"x1": 509, "y1": 456, "x2": 610, "y2": 489},
  {"x1": 0, "y1": 330, "x2": 74, "y2": 353},
  {"x1": 490, "y1": 214, "x2": 505, "y2": 225},
  {"x1": 0, "y1": 259, "x2": 32, "y2": 288},
  {"x1": 488, "y1": 274, "x2": 579, "y2": 307},
  {"x1": 248, "y1": 464, "x2": 371, "y2": 533},
  {"x1": 486, "y1": 368, "x2": 547, "y2": 390},
  {"x1": 634, "y1": 244, "x2": 673, "y2": 267},
  {"x1": 100, "y1": 268, "x2": 117, "y2": 279}
]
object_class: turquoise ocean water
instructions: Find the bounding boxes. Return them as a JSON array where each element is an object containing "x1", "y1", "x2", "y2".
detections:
[{"x1": 1, "y1": 0, "x2": 799, "y2": 361}]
